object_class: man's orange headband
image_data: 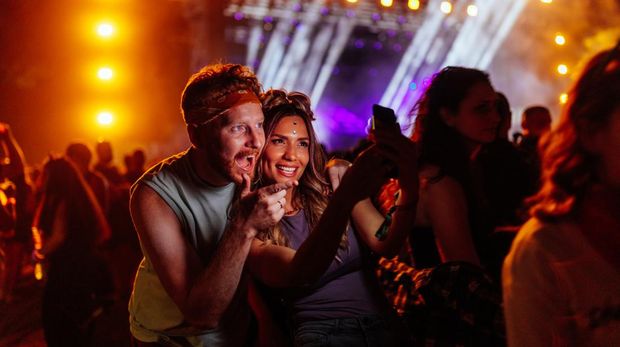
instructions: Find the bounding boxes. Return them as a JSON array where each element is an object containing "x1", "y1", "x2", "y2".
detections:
[{"x1": 186, "y1": 89, "x2": 261, "y2": 126}]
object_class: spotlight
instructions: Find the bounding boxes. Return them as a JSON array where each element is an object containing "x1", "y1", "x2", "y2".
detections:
[
  {"x1": 96, "y1": 22, "x2": 115, "y2": 38},
  {"x1": 467, "y1": 5, "x2": 478, "y2": 17},
  {"x1": 440, "y1": 1, "x2": 453, "y2": 14},
  {"x1": 557, "y1": 64, "x2": 568, "y2": 75},
  {"x1": 408, "y1": 0, "x2": 420, "y2": 10},
  {"x1": 97, "y1": 67, "x2": 114, "y2": 81},
  {"x1": 97, "y1": 111, "x2": 114, "y2": 126}
]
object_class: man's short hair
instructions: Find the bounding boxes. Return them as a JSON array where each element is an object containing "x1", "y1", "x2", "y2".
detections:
[
  {"x1": 66, "y1": 142, "x2": 92, "y2": 167},
  {"x1": 522, "y1": 106, "x2": 551, "y2": 126},
  {"x1": 181, "y1": 64, "x2": 262, "y2": 126}
]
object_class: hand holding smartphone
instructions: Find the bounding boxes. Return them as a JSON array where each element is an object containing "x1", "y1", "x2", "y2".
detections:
[
  {"x1": 371, "y1": 104, "x2": 399, "y2": 133},
  {"x1": 371, "y1": 104, "x2": 399, "y2": 178}
]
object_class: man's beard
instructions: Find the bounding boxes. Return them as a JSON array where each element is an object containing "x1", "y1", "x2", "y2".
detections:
[{"x1": 210, "y1": 143, "x2": 258, "y2": 185}]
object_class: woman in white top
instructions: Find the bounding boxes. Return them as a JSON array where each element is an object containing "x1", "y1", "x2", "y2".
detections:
[{"x1": 503, "y1": 44, "x2": 620, "y2": 346}]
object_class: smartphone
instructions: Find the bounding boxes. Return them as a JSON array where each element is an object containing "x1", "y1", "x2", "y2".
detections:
[
  {"x1": 371, "y1": 104, "x2": 398, "y2": 132},
  {"x1": 371, "y1": 104, "x2": 399, "y2": 178}
]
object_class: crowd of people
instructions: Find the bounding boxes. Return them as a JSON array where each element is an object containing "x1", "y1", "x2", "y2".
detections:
[
  {"x1": 1, "y1": 42, "x2": 618, "y2": 347},
  {"x1": 0, "y1": 131, "x2": 145, "y2": 345}
]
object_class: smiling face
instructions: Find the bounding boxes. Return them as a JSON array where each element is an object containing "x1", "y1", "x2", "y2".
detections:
[
  {"x1": 198, "y1": 102, "x2": 265, "y2": 185},
  {"x1": 443, "y1": 81, "x2": 500, "y2": 146},
  {"x1": 261, "y1": 115, "x2": 310, "y2": 185}
]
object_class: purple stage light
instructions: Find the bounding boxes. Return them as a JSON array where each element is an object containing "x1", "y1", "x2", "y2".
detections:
[
  {"x1": 233, "y1": 12, "x2": 244, "y2": 21},
  {"x1": 317, "y1": 102, "x2": 368, "y2": 137}
]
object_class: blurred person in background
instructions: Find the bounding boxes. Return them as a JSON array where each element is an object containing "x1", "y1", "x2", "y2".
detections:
[
  {"x1": 66, "y1": 142, "x2": 110, "y2": 215},
  {"x1": 514, "y1": 105, "x2": 552, "y2": 195},
  {"x1": 503, "y1": 44, "x2": 620, "y2": 346},
  {"x1": 377, "y1": 67, "x2": 507, "y2": 346},
  {"x1": 32, "y1": 157, "x2": 113, "y2": 347},
  {"x1": 0, "y1": 123, "x2": 34, "y2": 304},
  {"x1": 124, "y1": 148, "x2": 147, "y2": 185},
  {"x1": 94, "y1": 140, "x2": 124, "y2": 186}
]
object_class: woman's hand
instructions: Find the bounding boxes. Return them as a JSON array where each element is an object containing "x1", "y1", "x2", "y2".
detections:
[
  {"x1": 371, "y1": 128, "x2": 419, "y2": 197},
  {"x1": 325, "y1": 158, "x2": 351, "y2": 191},
  {"x1": 337, "y1": 145, "x2": 392, "y2": 203}
]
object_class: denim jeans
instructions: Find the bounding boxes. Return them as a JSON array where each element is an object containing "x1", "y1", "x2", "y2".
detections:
[{"x1": 293, "y1": 313, "x2": 407, "y2": 347}]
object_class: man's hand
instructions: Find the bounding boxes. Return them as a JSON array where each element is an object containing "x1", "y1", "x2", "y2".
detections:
[{"x1": 232, "y1": 174, "x2": 296, "y2": 237}]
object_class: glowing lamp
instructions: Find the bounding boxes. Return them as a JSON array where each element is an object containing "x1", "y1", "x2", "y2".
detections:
[
  {"x1": 96, "y1": 23, "x2": 115, "y2": 38},
  {"x1": 557, "y1": 64, "x2": 568, "y2": 75},
  {"x1": 408, "y1": 0, "x2": 420, "y2": 10},
  {"x1": 97, "y1": 111, "x2": 114, "y2": 126},
  {"x1": 440, "y1": 1, "x2": 453, "y2": 14},
  {"x1": 467, "y1": 5, "x2": 478, "y2": 17},
  {"x1": 97, "y1": 67, "x2": 114, "y2": 80},
  {"x1": 555, "y1": 34, "x2": 566, "y2": 45}
]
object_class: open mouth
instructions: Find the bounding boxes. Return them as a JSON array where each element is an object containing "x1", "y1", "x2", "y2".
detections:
[
  {"x1": 235, "y1": 154, "x2": 256, "y2": 172},
  {"x1": 276, "y1": 164, "x2": 298, "y2": 177}
]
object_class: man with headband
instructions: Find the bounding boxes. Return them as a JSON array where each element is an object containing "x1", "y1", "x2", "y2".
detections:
[{"x1": 128, "y1": 64, "x2": 294, "y2": 346}]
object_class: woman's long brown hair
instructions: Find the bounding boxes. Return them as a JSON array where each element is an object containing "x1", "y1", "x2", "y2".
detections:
[
  {"x1": 257, "y1": 89, "x2": 348, "y2": 249},
  {"x1": 529, "y1": 46, "x2": 620, "y2": 221}
]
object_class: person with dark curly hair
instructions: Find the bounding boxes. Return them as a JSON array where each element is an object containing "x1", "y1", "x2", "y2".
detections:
[
  {"x1": 373, "y1": 67, "x2": 507, "y2": 346},
  {"x1": 245, "y1": 89, "x2": 416, "y2": 346},
  {"x1": 128, "y1": 64, "x2": 294, "y2": 346},
  {"x1": 381, "y1": 66, "x2": 501, "y2": 272},
  {"x1": 503, "y1": 44, "x2": 620, "y2": 346}
]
